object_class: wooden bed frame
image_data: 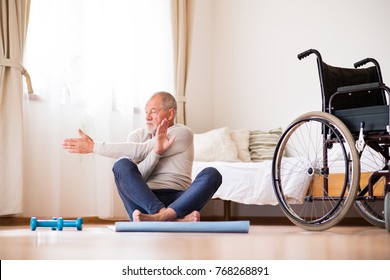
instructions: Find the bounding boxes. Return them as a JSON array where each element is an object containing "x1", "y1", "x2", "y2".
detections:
[
  {"x1": 311, "y1": 172, "x2": 385, "y2": 196},
  {"x1": 220, "y1": 172, "x2": 385, "y2": 221}
]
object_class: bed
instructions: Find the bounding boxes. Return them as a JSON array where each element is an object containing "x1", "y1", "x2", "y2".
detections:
[
  {"x1": 191, "y1": 158, "x2": 311, "y2": 220},
  {"x1": 191, "y1": 126, "x2": 306, "y2": 220}
]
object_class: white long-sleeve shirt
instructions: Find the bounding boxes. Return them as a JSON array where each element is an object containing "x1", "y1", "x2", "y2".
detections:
[{"x1": 93, "y1": 124, "x2": 194, "y2": 190}]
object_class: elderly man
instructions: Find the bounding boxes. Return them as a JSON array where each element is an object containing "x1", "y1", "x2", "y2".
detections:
[{"x1": 63, "y1": 91, "x2": 222, "y2": 222}]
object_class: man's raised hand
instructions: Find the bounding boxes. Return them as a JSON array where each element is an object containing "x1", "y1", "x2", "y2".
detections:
[{"x1": 154, "y1": 119, "x2": 176, "y2": 155}]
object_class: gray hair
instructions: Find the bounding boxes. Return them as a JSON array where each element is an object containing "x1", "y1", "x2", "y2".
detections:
[{"x1": 150, "y1": 91, "x2": 177, "y2": 115}]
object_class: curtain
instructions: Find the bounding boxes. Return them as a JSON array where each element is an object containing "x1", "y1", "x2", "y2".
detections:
[
  {"x1": 0, "y1": 0, "x2": 31, "y2": 216},
  {"x1": 171, "y1": 0, "x2": 194, "y2": 125},
  {"x1": 22, "y1": 0, "x2": 174, "y2": 219}
]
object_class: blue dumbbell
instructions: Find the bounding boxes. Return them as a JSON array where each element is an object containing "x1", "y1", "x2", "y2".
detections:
[
  {"x1": 63, "y1": 217, "x2": 83, "y2": 231},
  {"x1": 51, "y1": 217, "x2": 83, "y2": 231},
  {"x1": 30, "y1": 217, "x2": 64, "y2": 231}
]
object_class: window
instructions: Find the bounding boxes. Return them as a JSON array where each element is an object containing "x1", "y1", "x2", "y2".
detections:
[
  {"x1": 25, "y1": 0, "x2": 174, "y2": 114},
  {"x1": 22, "y1": 0, "x2": 175, "y2": 218}
]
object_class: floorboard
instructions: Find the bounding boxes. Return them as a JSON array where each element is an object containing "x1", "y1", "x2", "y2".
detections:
[{"x1": 1, "y1": 223, "x2": 389, "y2": 260}]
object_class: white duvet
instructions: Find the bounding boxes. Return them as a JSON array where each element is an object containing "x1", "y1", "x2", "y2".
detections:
[{"x1": 191, "y1": 158, "x2": 311, "y2": 206}]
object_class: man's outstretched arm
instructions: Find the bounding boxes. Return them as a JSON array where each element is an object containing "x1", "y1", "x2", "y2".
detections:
[{"x1": 62, "y1": 120, "x2": 176, "y2": 161}]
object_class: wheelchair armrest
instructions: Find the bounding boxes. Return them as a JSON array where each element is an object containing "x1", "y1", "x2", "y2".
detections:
[
  {"x1": 328, "y1": 82, "x2": 390, "y2": 114},
  {"x1": 337, "y1": 82, "x2": 382, "y2": 94}
]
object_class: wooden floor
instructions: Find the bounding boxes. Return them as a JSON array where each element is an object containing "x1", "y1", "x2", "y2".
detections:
[{"x1": 1, "y1": 223, "x2": 389, "y2": 260}]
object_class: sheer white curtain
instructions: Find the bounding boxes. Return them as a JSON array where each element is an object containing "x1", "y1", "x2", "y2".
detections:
[{"x1": 23, "y1": 0, "x2": 174, "y2": 219}]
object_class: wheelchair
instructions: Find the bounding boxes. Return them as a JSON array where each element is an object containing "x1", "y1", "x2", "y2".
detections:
[{"x1": 272, "y1": 49, "x2": 390, "y2": 232}]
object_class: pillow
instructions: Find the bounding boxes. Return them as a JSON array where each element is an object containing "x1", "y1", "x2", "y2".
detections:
[
  {"x1": 194, "y1": 127, "x2": 239, "y2": 162},
  {"x1": 249, "y1": 128, "x2": 282, "y2": 162},
  {"x1": 230, "y1": 129, "x2": 251, "y2": 162}
]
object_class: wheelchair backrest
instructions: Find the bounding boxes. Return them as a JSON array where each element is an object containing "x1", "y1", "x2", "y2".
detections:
[{"x1": 320, "y1": 62, "x2": 386, "y2": 112}]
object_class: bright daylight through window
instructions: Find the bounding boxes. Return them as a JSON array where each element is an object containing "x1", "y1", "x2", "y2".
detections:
[{"x1": 25, "y1": 0, "x2": 174, "y2": 114}]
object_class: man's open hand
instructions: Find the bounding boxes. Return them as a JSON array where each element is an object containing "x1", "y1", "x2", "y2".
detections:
[
  {"x1": 62, "y1": 129, "x2": 94, "y2": 154},
  {"x1": 154, "y1": 119, "x2": 176, "y2": 155}
]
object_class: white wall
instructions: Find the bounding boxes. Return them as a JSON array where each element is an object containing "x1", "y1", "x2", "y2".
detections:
[
  {"x1": 185, "y1": 0, "x2": 216, "y2": 132},
  {"x1": 187, "y1": 0, "x2": 390, "y2": 133},
  {"x1": 186, "y1": 0, "x2": 390, "y2": 218}
]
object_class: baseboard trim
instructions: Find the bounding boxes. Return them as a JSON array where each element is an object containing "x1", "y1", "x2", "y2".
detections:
[
  {"x1": 0, "y1": 216, "x2": 114, "y2": 226},
  {"x1": 201, "y1": 216, "x2": 373, "y2": 226}
]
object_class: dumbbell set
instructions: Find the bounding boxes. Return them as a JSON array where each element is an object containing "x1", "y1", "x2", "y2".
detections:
[{"x1": 30, "y1": 217, "x2": 83, "y2": 231}]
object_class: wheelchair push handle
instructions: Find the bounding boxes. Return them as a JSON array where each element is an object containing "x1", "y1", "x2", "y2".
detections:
[
  {"x1": 354, "y1": 58, "x2": 371, "y2": 68},
  {"x1": 354, "y1": 57, "x2": 383, "y2": 83},
  {"x1": 298, "y1": 49, "x2": 322, "y2": 61}
]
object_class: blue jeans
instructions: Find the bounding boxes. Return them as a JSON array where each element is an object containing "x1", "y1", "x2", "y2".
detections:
[{"x1": 112, "y1": 158, "x2": 222, "y2": 221}]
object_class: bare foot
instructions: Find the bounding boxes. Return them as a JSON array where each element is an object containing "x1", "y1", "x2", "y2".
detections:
[
  {"x1": 175, "y1": 211, "x2": 200, "y2": 222},
  {"x1": 132, "y1": 209, "x2": 200, "y2": 222},
  {"x1": 132, "y1": 208, "x2": 173, "y2": 222},
  {"x1": 132, "y1": 209, "x2": 142, "y2": 222}
]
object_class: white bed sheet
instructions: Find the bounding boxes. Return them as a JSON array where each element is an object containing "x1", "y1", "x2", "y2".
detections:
[{"x1": 192, "y1": 159, "x2": 310, "y2": 206}]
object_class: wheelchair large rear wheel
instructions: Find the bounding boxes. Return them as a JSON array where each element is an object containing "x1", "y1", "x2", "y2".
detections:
[
  {"x1": 354, "y1": 144, "x2": 387, "y2": 228},
  {"x1": 272, "y1": 112, "x2": 360, "y2": 231}
]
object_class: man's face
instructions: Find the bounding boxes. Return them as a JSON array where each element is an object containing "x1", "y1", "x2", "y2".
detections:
[{"x1": 145, "y1": 96, "x2": 170, "y2": 134}]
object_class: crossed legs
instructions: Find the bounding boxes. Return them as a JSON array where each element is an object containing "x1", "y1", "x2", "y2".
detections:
[{"x1": 113, "y1": 158, "x2": 222, "y2": 222}]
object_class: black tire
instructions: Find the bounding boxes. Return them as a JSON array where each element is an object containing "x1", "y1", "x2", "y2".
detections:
[
  {"x1": 272, "y1": 112, "x2": 360, "y2": 231},
  {"x1": 354, "y1": 144, "x2": 386, "y2": 228},
  {"x1": 385, "y1": 192, "x2": 390, "y2": 232}
]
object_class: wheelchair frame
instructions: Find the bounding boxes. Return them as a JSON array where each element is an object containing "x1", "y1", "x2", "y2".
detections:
[{"x1": 272, "y1": 49, "x2": 390, "y2": 232}]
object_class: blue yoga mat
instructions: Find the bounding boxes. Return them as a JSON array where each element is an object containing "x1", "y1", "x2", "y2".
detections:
[{"x1": 115, "y1": 221, "x2": 250, "y2": 233}]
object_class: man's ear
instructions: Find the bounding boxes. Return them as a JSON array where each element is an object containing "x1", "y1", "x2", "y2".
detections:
[{"x1": 168, "y1": 108, "x2": 175, "y2": 121}]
